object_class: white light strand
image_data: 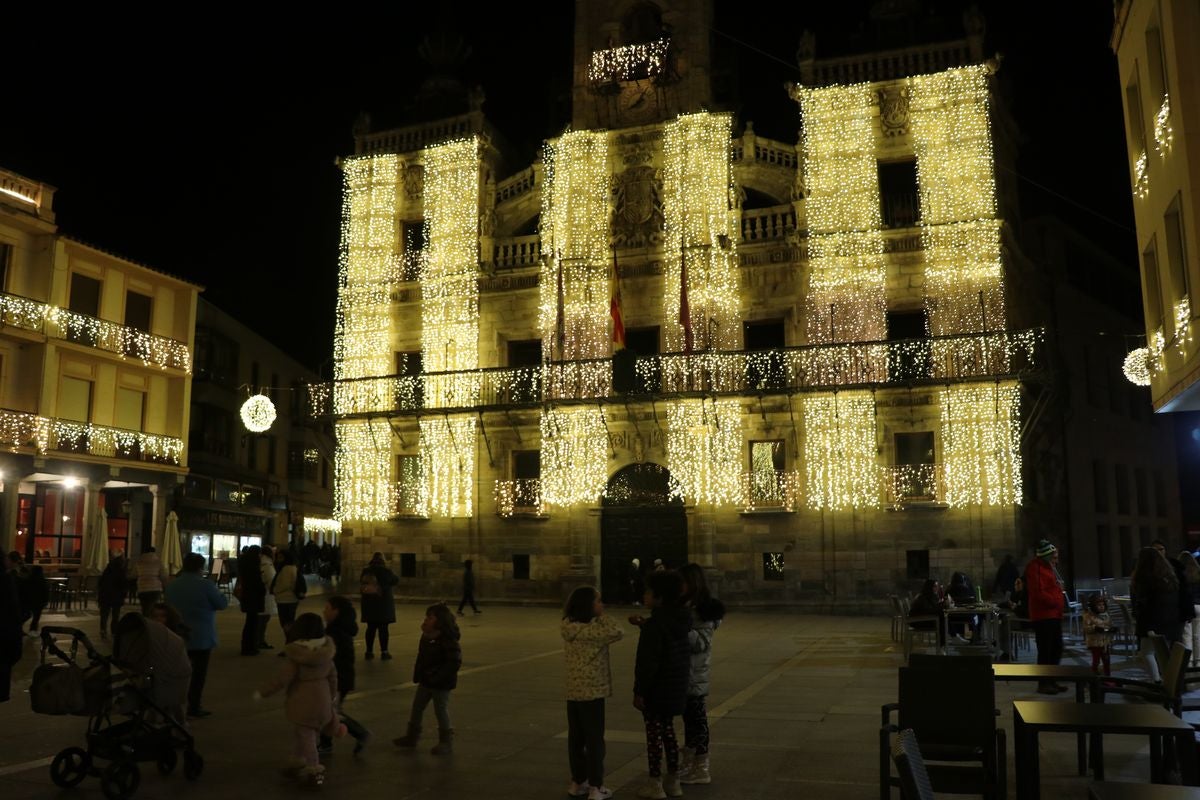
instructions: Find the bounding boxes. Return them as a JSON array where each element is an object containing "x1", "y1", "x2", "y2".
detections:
[
  {"x1": 334, "y1": 420, "x2": 394, "y2": 521},
  {"x1": 0, "y1": 408, "x2": 183, "y2": 465},
  {"x1": 1133, "y1": 150, "x2": 1150, "y2": 199},
  {"x1": 495, "y1": 479, "x2": 544, "y2": 517},
  {"x1": 588, "y1": 38, "x2": 670, "y2": 83},
  {"x1": 665, "y1": 398, "x2": 743, "y2": 505},
  {"x1": 539, "y1": 406, "x2": 609, "y2": 506},
  {"x1": 303, "y1": 517, "x2": 342, "y2": 536},
  {"x1": 796, "y1": 84, "x2": 888, "y2": 356},
  {"x1": 0, "y1": 295, "x2": 191, "y2": 372},
  {"x1": 1154, "y1": 94, "x2": 1174, "y2": 156},
  {"x1": 421, "y1": 138, "x2": 481, "y2": 410},
  {"x1": 1174, "y1": 296, "x2": 1191, "y2": 354},
  {"x1": 662, "y1": 113, "x2": 740, "y2": 366},
  {"x1": 420, "y1": 416, "x2": 476, "y2": 517},
  {"x1": 939, "y1": 383, "x2": 1021, "y2": 507},
  {"x1": 540, "y1": 129, "x2": 612, "y2": 372},
  {"x1": 802, "y1": 392, "x2": 880, "y2": 510}
]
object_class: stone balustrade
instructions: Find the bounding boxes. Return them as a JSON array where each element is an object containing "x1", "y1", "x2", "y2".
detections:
[
  {"x1": 802, "y1": 40, "x2": 974, "y2": 87},
  {"x1": 741, "y1": 204, "x2": 796, "y2": 242},
  {"x1": 0, "y1": 170, "x2": 43, "y2": 208},
  {"x1": 495, "y1": 166, "x2": 538, "y2": 204},
  {"x1": 357, "y1": 113, "x2": 483, "y2": 156},
  {"x1": 493, "y1": 235, "x2": 542, "y2": 270}
]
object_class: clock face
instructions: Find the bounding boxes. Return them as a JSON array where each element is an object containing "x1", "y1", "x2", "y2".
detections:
[{"x1": 618, "y1": 80, "x2": 658, "y2": 124}]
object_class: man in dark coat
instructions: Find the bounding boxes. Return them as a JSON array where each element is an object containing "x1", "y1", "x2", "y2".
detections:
[
  {"x1": 457, "y1": 559, "x2": 480, "y2": 616},
  {"x1": 236, "y1": 545, "x2": 266, "y2": 655},
  {"x1": 360, "y1": 553, "x2": 399, "y2": 660}
]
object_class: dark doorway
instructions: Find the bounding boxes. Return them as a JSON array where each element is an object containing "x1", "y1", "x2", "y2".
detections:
[
  {"x1": 878, "y1": 159, "x2": 919, "y2": 229},
  {"x1": 507, "y1": 339, "x2": 543, "y2": 403},
  {"x1": 600, "y1": 463, "x2": 687, "y2": 604},
  {"x1": 124, "y1": 291, "x2": 152, "y2": 333}
]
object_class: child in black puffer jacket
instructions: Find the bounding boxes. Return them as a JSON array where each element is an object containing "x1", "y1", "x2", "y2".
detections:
[
  {"x1": 629, "y1": 570, "x2": 690, "y2": 800},
  {"x1": 319, "y1": 596, "x2": 371, "y2": 755},
  {"x1": 678, "y1": 563, "x2": 726, "y2": 786},
  {"x1": 393, "y1": 603, "x2": 462, "y2": 755}
]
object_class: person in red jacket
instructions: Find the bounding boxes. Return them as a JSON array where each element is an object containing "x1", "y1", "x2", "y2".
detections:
[{"x1": 1025, "y1": 539, "x2": 1066, "y2": 694}]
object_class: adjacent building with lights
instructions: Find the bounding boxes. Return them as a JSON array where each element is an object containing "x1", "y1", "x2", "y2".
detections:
[
  {"x1": 180, "y1": 298, "x2": 335, "y2": 569},
  {"x1": 316, "y1": 1, "x2": 1048, "y2": 607},
  {"x1": 1112, "y1": 0, "x2": 1200, "y2": 412},
  {"x1": 0, "y1": 166, "x2": 199, "y2": 565}
]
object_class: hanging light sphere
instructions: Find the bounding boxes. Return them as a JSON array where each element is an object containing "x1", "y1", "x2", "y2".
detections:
[
  {"x1": 240, "y1": 394, "x2": 277, "y2": 432},
  {"x1": 1123, "y1": 348, "x2": 1152, "y2": 387}
]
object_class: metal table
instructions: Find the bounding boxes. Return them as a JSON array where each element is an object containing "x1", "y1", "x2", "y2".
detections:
[
  {"x1": 995, "y1": 663, "x2": 1101, "y2": 775},
  {"x1": 1013, "y1": 700, "x2": 1197, "y2": 800}
]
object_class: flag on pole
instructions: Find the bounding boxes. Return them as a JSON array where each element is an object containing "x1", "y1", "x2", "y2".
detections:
[
  {"x1": 610, "y1": 250, "x2": 625, "y2": 351},
  {"x1": 679, "y1": 249, "x2": 694, "y2": 354}
]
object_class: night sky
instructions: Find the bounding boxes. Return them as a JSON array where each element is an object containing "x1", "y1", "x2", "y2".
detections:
[{"x1": 2, "y1": 2, "x2": 1130, "y2": 374}]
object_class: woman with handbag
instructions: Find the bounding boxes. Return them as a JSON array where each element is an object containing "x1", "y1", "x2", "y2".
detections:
[{"x1": 360, "y1": 552, "x2": 398, "y2": 661}]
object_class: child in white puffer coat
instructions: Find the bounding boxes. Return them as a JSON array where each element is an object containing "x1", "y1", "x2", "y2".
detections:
[{"x1": 678, "y1": 563, "x2": 726, "y2": 786}]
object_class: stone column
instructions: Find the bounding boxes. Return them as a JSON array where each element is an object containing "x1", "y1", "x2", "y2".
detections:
[{"x1": 0, "y1": 466, "x2": 19, "y2": 555}]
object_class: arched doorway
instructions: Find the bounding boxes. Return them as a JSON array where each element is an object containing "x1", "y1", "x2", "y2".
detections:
[{"x1": 600, "y1": 463, "x2": 687, "y2": 603}]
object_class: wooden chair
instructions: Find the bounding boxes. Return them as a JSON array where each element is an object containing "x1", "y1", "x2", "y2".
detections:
[
  {"x1": 891, "y1": 729, "x2": 935, "y2": 800},
  {"x1": 881, "y1": 660, "x2": 1005, "y2": 800}
]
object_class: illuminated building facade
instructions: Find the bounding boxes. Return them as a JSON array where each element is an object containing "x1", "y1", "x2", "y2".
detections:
[
  {"x1": 1111, "y1": 1, "x2": 1200, "y2": 413},
  {"x1": 317, "y1": 1, "x2": 1045, "y2": 606},
  {"x1": 0, "y1": 165, "x2": 200, "y2": 565}
]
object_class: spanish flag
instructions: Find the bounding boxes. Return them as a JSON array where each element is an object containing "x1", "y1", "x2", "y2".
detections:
[{"x1": 610, "y1": 255, "x2": 626, "y2": 351}]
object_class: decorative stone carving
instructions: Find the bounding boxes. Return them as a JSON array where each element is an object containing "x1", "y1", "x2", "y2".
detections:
[
  {"x1": 612, "y1": 165, "x2": 664, "y2": 248},
  {"x1": 403, "y1": 164, "x2": 424, "y2": 201},
  {"x1": 877, "y1": 85, "x2": 910, "y2": 138}
]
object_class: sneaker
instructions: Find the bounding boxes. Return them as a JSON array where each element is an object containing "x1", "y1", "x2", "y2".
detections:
[
  {"x1": 299, "y1": 766, "x2": 325, "y2": 787},
  {"x1": 457, "y1": 611, "x2": 465, "y2": 617},
  {"x1": 663, "y1": 772, "x2": 683, "y2": 797},
  {"x1": 380, "y1": 652, "x2": 393, "y2": 661},
  {"x1": 353, "y1": 730, "x2": 371, "y2": 756},
  {"x1": 588, "y1": 787, "x2": 613, "y2": 800},
  {"x1": 636, "y1": 777, "x2": 666, "y2": 800},
  {"x1": 364, "y1": 651, "x2": 375, "y2": 661},
  {"x1": 568, "y1": 780, "x2": 590, "y2": 797}
]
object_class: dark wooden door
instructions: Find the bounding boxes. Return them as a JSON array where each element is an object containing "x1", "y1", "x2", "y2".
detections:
[{"x1": 600, "y1": 509, "x2": 687, "y2": 604}]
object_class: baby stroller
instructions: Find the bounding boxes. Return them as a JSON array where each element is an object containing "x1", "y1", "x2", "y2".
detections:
[{"x1": 32, "y1": 625, "x2": 203, "y2": 800}]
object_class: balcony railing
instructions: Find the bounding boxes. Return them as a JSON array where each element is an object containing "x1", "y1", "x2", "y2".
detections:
[
  {"x1": 741, "y1": 205, "x2": 796, "y2": 243},
  {"x1": 741, "y1": 470, "x2": 802, "y2": 512},
  {"x1": 494, "y1": 479, "x2": 545, "y2": 517},
  {"x1": 883, "y1": 464, "x2": 946, "y2": 505},
  {"x1": 310, "y1": 328, "x2": 1042, "y2": 418},
  {"x1": 0, "y1": 408, "x2": 183, "y2": 466},
  {"x1": 0, "y1": 292, "x2": 191, "y2": 372}
]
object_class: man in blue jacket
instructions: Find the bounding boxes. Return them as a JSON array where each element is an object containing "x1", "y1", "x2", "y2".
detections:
[{"x1": 165, "y1": 552, "x2": 228, "y2": 718}]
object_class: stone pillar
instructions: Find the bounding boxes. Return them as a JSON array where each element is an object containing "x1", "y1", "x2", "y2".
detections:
[
  {"x1": 147, "y1": 484, "x2": 161, "y2": 554},
  {"x1": 0, "y1": 467, "x2": 19, "y2": 555}
]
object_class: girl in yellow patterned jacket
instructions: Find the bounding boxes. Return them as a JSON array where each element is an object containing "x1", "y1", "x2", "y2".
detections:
[{"x1": 562, "y1": 586, "x2": 624, "y2": 800}]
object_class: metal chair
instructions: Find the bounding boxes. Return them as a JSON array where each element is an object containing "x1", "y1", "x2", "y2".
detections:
[{"x1": 881, "y1": 660, "x2": 1005, "y2": 800}]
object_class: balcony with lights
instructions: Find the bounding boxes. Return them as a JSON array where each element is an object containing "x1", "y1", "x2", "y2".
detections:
[
  {"x1": 0, "y1": 292, "x2": 191, "y2": 373},
  {"x1": 0, "y1": 408, "x2": 184, "y2": 468},
  {"x1": 310, "y1": 327, "x2": 1043, "y2": 420}
]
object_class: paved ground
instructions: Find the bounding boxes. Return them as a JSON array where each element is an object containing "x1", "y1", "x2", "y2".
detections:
[{"x1": 0, "y1": 599, "x2": 1185, "y2": 799}]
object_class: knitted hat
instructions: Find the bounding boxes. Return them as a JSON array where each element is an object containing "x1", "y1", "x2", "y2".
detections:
[{"x1": 1036, "y1": 539, "x2": 1057, "y2": 559}]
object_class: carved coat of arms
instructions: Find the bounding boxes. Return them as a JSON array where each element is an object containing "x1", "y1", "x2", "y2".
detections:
[
  {"x1": 403, "y1": 164, "x2": 424, "y2": 200},
  {"x1": 878, "y1": 86, "x2": 910, "y2": 138},
  {"x1": 612, "y1": 165, "x2": 664, "y2": 248}
]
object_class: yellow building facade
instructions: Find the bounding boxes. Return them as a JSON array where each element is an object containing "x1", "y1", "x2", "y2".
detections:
[
  {"x1": 0, "y1": 166, "x2": 199, "y2": 565},
  {"x1": 320, "y1": 2, "x2": 1041, "y2": 607},
  {"x1": 1112, "y1": 0, "x2": 1200, "y2": 411}
]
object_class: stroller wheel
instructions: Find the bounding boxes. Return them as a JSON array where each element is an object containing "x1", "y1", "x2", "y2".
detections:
[
  {"x1": 101, "y1": 760, "x2": 140, "y2": 800},
  {"x1": 183, "y1": 749, "x2": 204, "y2": 781},
  {"x1": 50, "y1": 747, "x2": 91, "y2": 788},
  {"x1": 157, "y1": 748, "x2": 178, "y2": 776}
]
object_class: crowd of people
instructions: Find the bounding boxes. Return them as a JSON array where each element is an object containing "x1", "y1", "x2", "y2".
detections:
[{"x1": 2, "y1": 544, "x2": 726, "y2": 796}]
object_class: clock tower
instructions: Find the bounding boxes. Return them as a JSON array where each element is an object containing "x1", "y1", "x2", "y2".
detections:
[{"x1": 571, "y1": 0, "x2": 715, "y2": 130}]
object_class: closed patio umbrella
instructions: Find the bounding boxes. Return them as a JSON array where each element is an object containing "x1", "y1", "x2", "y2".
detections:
[
  {"x1": 83, "y1": 507, "x2": 109, "y2": 574},
  {"x1": 162, "y1": 510, "x2": 184, "y2": 577}
]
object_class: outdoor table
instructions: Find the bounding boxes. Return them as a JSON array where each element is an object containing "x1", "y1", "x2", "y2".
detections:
[
  {"x1": 945, "y1": 603, "x2": 999, "y2": 649},
  {"x1": 995, "y1": 663, "x2": 1101, "y2": 776},
  {"x1": 1013, "y1": 700, "x2": 1197, "y2": 800},
  {"x1": 1090, "y1": 783, "x2": 1200, "y2": 800},
  {"x1": 46, "y1": 577, "x2": 69, "y2": 611}
]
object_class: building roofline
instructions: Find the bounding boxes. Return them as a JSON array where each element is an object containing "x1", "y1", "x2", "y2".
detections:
[{"x1": 60, "y1": 236, "x2": 205, "y2": 291}]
